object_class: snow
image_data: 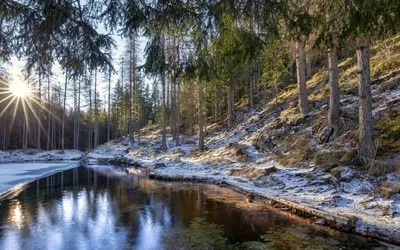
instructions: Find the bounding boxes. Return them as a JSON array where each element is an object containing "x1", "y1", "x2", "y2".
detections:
[
  {"x1": 0, "y1": 162, "x2": 79, "y2": 196},
  {"x1": 0, "y1": 150, "x2": 83, "y2": 163}
]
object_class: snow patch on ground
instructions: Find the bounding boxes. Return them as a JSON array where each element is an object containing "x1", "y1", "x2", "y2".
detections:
[{"x1": 0, "y1": 150, "x2": 83, "y2": 163}]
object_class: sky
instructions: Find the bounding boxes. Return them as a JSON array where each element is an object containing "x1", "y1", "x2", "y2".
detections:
[{"x1": 6, "y1": 32, "x2": 149, "y2": 110}]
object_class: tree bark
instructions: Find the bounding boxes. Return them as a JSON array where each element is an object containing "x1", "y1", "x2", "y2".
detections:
[
  {"x1": 249, "y1": 67, "x2": 253, "y2": 110},
  {"x1": 161, "y1": 35, "x2": 167, "y2": 151},
  {"x1": 198, "y1": 80, "x2": 204, "y2": 151},
  {"x1": 77, "y1": 76, "x2": 81, "y2": 149},
  {"x1": 228, "y1": 82, "x2": 234, "y2": 130},
  {"x1": 296, "y1": 40, "x2": 309, "y2": 115},
  {"x1": 176, "y1": 80, "x2": 180, "y2": 146},
  {"x1": 73, "y1": 77, "x2": 77, "y2": 149},
  {"x1": 306, "y1": 52, "x2": 312, "y2": 79},
  {"x1": 356, "y1": 44, "x2": 374, "y2": 164},
  {"x1": 161, "y1": 70, "x2": 167, "y2": 151},
  {"x1": 328, "y1": 44, "x2": 340, "y2": 135}
]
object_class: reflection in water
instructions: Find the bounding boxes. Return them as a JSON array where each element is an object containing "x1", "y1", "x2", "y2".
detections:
[
  {"x1": 9, "y1": 200, "x2": 24, "y2": 229},
  {"x1": 0, "y1": 166, "x2": 390, "y2": 250}
]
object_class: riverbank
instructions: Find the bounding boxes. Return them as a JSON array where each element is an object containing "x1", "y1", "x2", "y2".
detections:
[
  {"x1": 0, "y1": 149, "x2": 83, "y2": 163},
  {"x1": 87, "y1": 121, "x2": 400, "y2": 244}
]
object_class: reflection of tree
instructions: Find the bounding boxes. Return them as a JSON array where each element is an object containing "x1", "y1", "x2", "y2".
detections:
[
  {"x1": 0, "y1": 166, "x2": 379, "y2": 249},
  {"x1": 261, "y1": 226, "x2": 343, "y2": 250},
  {"x1": 163, "y1": 217, "x2": 234, "y2": 250}
]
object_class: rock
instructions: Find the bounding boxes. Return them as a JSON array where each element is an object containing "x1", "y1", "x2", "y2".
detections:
[
  {"x1": 154, "y1": 163, "x2": 166, "y2": 169},
  {"x1": 319, "y1": 125, "x2": 334, "y2": 144},
  {"x1": 173, "y1": 157, "x2": 181, "y2": 163},
  {"x1": 315, "y1": 218, "x2": 327, "y2": 225},
  {"x1": 264, "y1": 166, "x2": 277, "y2": 175}
]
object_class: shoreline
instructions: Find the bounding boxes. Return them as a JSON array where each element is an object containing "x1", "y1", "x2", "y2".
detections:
[
  {"x1": 0, "y1": 157, "x2": 398, "y2": 246},
  {"x1": 147, "y1": 170, "x2": 399, "y2": 246}
]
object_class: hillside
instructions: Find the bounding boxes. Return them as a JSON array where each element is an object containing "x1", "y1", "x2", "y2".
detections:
[{"x1": 88, "y1": 34, "x2": 400, "y2": 243}]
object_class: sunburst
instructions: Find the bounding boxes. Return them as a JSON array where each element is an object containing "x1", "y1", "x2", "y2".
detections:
[{"x1": 0, "y1": 75, "x2": 61, "y2": 144}]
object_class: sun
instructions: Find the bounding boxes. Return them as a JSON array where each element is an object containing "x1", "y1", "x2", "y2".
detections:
[{"x1": 9, "y1": 81, "x2": 32, "y2": 98}]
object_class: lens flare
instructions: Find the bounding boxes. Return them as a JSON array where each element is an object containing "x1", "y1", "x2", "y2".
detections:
[{"x1": 9, "y1": 81, "x2": 32, "y2": 98}]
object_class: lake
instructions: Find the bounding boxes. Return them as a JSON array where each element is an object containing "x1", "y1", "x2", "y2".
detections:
[{"x1": 0, "y1": 165, "x2": 390, "y2": 249}]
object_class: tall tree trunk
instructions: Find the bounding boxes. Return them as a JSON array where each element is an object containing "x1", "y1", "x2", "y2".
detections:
[
  {"x1": 296, "y1": 40, "x2": 309, "y2": 115},
  {"x1": 198, "y1": 79, "x2": 204, "y2": 151},
  {"x1": 107, "y1": 68, "x2": 111, "y2": 142},
  {"x1": 46, "y1": 74, "x2": 51, "y2": 150},
  {"x1": 305, "y1": 52, "x2": 312, "y2": 79},
  {"x1": 328, "y1": 43, "x2": 340, "y2": 135},
  {"x1": 249, "y1": 68, "x2": 253, "y2": 110},
  {"x1": 73, "y1": 77, "x2": 77, "y2": 149},
  {"x1": 357, "y1": 44, "x2": 373, "y2": 164},
  {"x1": 171, "y1": 79, "x2": 176, "y2": 140},
  {"x1": 37, "y1": 70, "x2": 41, "y2": 150},
  {"x1": 62, "y1": 71, "x2": 67, "y2": 152},
  {"x1": 161, "y1": 70, "x2": 167, "y2": 151},
  {"x1": 120, "y1": 57, "x2": 124, "y2": 137},
  {"x1": 176, "y1": 81, "x2": 180, "y2": 146},
  {"x1": 274, "y1": 77, "x2": 279, "y2": 107},
  {"x1": 88, "y1": 72, "x2": 92, "y2": 150},
  {"x1": 94, "y1": 70, "x2": 99, "y2": 147},
  {"x1": 77, "y1": 76, "x2": 81, "y2": 149},
  {"x1": 129, "y1": 37, "x2": 134, "y2": 143},
  {"x1": 228, "y1": 82, "x2": 234, "y2": 130},
  {"x1": 289, "y1": 55, "x2": 295, "y2": 78}
]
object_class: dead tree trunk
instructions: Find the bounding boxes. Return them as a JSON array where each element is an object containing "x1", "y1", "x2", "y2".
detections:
[{"x1": 356, "y1": 44, "x2": 373, "y2": 164}]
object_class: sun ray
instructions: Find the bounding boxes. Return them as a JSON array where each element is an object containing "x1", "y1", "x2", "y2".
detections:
[
  {"x1": 0, "y1": 96, "x2": 17, "y2": 118},
  {"x1": 23, "y1": 97, "x2": 48, "y2": 138},
  {"x1": 8, "y1": 97, "x2": 21, "y2": 138},
  {"x1": 28, "y1": 96, "x2": 62, "y2": 123},
  {"x1": 21, "y1": 97, "x2": 31, "y2": 132},
  {"x1": 0, "y1": 95, "x2": 14, "y2": 104}
]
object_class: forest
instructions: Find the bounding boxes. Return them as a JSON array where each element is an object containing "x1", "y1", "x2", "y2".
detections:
[
  {"x1": 1, "y1": 0, "x2": 400, "y2": 247},
  {"x1": 0, "y1": 0, "x2": 398, "y2": 164}
]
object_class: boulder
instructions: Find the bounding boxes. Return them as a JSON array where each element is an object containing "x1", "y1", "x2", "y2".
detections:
[
  {"x1": 264, "y1": 166, "x2": 277, "y2": 175},
  {"x1": 154, "y1": 163, "x2": 166, "y2": 169},
  {"x1": 319, "y1": 125, "x2": 334, "y2": 144}
]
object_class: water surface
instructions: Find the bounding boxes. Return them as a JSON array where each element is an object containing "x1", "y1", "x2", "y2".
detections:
[{"x1": 0, "y1": 165, "x2": 390, "y2": 249}]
